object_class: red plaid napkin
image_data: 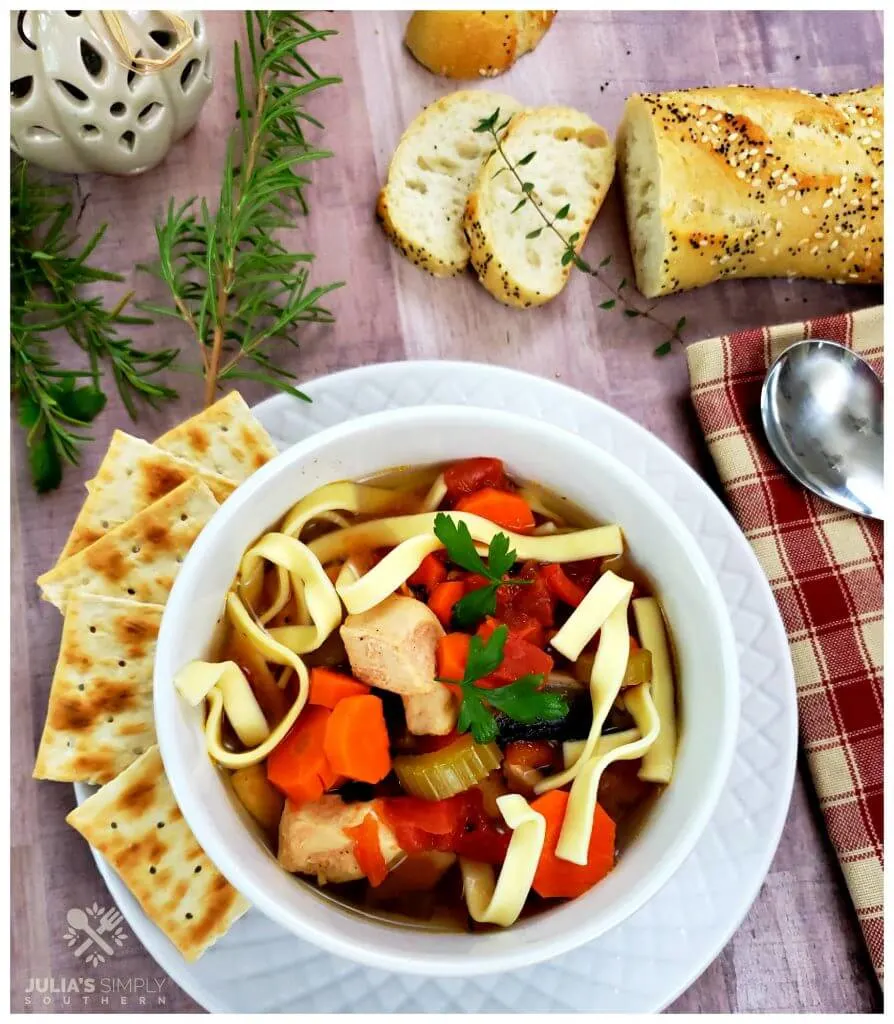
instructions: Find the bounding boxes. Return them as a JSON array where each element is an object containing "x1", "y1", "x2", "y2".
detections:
[{"x1": 687, "y1": 306, "x2": 884, "y2": 983}]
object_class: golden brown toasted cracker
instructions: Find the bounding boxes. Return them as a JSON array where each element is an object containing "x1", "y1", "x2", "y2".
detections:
[
  {"x1": 33, "y1": 593, "x2": 162, "y2": 784},
  {"x1": 66, "y1": 746, "x2": 250, "y2": 961},
  {"x1": 154, "y1": 392, "x2": 279, "y2": 482},
  {"x1": 56, "y1": 431, "x2": 236, "y2": 563},
  {"x1": 37, "y1": 477, "x2": 219, "y2": 612}
]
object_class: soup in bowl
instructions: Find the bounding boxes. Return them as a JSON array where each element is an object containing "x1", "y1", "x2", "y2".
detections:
[{"x1": 155, "y1": 406, "x2": 738, "y2": 975}]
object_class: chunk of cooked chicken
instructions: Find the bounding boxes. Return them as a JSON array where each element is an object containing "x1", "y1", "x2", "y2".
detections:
[
  {"x1": 278, "y1": 795, "x2": 402, "y2": 884},
  {"x1": 341, "y1": 595, "x2": 444, "y2": 696},
  {"x1": 341, "y1": 595, "x2": 458, "y2": 736},
  {"x1": 403, "y1": 685, "x2": 458, "y2": 736}
]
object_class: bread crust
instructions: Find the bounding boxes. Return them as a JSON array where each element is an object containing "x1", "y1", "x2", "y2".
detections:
[
  {"x1": 618, "y1": 85, "x2": 884, "y2": 297},
  {"x1": 464, "y1": 107, "x2": 615, "y2": 308},
  {"x1": 377, "y1": 89, "x2": 523, "y2": 276},
  {"x1": 404, "y1": 11, "x2": 555, "y2": 79}
]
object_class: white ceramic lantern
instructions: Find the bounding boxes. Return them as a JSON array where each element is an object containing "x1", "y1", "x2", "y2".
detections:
[{"x1": 10, "y1": 10, "x2": 213, "y2": 175}]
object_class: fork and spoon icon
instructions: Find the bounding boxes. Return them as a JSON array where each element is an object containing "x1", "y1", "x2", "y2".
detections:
[{"x1": 66, "y1": 907, "x2": 124, "y2": 958}]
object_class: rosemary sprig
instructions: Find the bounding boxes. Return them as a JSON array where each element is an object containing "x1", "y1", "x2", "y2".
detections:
[
  {"x1": 140, "y1": 12, "x2": 344, "y2": 407},
  {"x1": 11, "y1": 162, "x2": 177, "y2": 492},
  {"x1": 474, "y1": 109, "x2": 687, "y2": 356}
]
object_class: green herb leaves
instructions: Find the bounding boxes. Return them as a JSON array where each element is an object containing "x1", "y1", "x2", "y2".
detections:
[
  {"x1": 433, "y1": 513, "x2": 524, "y2": 628},
  {"x1": 452, "y1": 626, "x2": 567, "y2": 743},
  {"x1": 140, "y1": 12, "x2": 343, "y2": 408},
  {"x1": 11, "y1": 161, "x2": 176, "y2": 492}
]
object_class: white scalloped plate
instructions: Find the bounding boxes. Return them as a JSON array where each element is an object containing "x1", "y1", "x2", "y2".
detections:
[{"x1": 75, "y1": 361, "x2": 797, "y2": 1013}]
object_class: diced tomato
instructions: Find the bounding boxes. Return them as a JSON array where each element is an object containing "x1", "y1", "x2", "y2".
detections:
[
  {"x1": 383, "y1": 790, "x2": 511, "y2": 864},
  {"x1": 541, "y1": 563, "x2": 588, "y2": 607},
  {"x1": 563, "y1": 558, "x2": 601, "y2": 592},
  {"x1": 477, "y1": 618, "x2": 554, "y2": 683},
  {"x1": 408, "y1": 552, "x2": 447, "y2": 593},
  {"x1": 443, "y1": 458, "x2": 510, "y2": 502},
  {"x1": 496, "y1": 562, "x2": 555, "y2": 628},
  {"x1": 451, "y1": 789, "x2": 511, "y2": 864},
  {"x1": 380, "y1": 794, "x2": 468, "y2": 853}
]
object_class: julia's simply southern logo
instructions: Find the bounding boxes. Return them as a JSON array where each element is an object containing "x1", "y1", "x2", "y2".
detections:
[
  {"x1": 62, "y1": 901, "x2": 128, "y2": 967},
  {"x1": 23, "y1": 976, "x2": 168, "y2": 1009}
]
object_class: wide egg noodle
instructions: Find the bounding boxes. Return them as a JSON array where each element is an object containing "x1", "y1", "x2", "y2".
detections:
[
  {"x1": 247, "y1": 483, "x2": 409, "y2": 627},
  {"x1": 555, "y1": 682, "x2": 661, "y2": 865},
  {"x1": 336, "y1": 534, "x2": 443, "y2": 614},
  {"x1": 247, "y1": 534, "x2": 343, "y2": 654},
  {"x1": 562, "y1": 727, "x2": 641, "y2": 769},
  {"x1": 535, "y1": 584, "x2": 634, "y2": 796},
  {"x1": 633, "y1": 597, "x2": 677, "y2": 784},
  {"x1": 458, "y1": 793, "x2": 546, "y2": 928},
  {"x1": 175, "y1": 660, "x2": 269, "y2": 748},
  {"x1": 550, "y1": 570, "x2": 635, "y2": 662},
  {"x1": 309, "y1": 512, "x2": 623, "y2": 565},
  {"x1": 421, "y1": 473, "x2": 447, "y2": 512},
  {"x1": 175, "y1": 534, "x2": 341, "y2": 769}
]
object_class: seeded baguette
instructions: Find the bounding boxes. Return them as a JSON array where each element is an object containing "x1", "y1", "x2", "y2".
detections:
[
  {"x1": 617, "y1": 85, "x2": 884, "y2": 298},
  {"x1": 377, "y1": 90, "x2": 523, "y2": 276},
  {"x1": 404, "y1": 11, "x2": 555, "y2": 80},
  {"x1": 464, "y1": 106, "x2": 616, "y2": 307}
]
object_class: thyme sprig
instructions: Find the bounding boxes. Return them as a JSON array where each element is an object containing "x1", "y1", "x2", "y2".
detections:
[
  {"x1": 11, "y1": 162, "x2": 177, "y2": 492},
  {"x1": 474, "y1": 109, "x2": 686, "y2": 356},
  {"x1": 140, "y1": 12, "x2": 343, "y2": 407}
]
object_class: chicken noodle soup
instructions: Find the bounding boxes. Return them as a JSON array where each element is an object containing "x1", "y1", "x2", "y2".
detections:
[{"x1": 175, "y1": 457, "x2": 678, "y2": 930}]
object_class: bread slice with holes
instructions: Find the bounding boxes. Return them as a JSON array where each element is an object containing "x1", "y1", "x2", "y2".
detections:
[
  {"x1": 464, "y1": 107, "x2": 616, "y2": 307},
  {"x1": 377, "y1": 89, "x2": 524, "y2": 276}
]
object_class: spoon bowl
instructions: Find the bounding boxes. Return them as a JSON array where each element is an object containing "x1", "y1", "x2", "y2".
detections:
[{"x1": 761, "y1": 340, "x2": 884, "y2": 520}]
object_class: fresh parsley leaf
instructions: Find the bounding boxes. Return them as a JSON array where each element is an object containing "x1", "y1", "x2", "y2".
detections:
[
  {"x1": 457, "y1": 696, "x2": 499, "y2": 744},
  {"x1": 464, "y1": 626, "x2": 508, "y2": 680},
  {"x1": 518, "y1": 151, "x2": 536, "y2": 166},
  {"x1": 434, "y1": 516, "x2": 529, "y2": 628},
  {"x1": 486, "y1": 530, "x2": 515, "y2": 580},
  {"x1": 484, "y1": 675, "x2": 568, "y2": 725},
  {"x1": 452, "y1": 583, "x2": 498, "y2": 629},
  {"x1": 452, "y1": 629, "x2": 569, "y2": 743},
  {"x1": 433, "y1": 513, "x2": 489, "y2": 575},
  {"x1": 653, "y1": 341, "x2": 673, "y2": 357}
]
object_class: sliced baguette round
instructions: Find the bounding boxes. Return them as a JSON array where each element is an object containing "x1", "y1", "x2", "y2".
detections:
[
  {"x1": 404, "y1": 11, "x2": 555, "y2": 80},
  {"x1": 377, "y1": 89, "x2": 523, "y2": 277},
  {"x1": 464, "y1": 106, "x2": 616, "y2": 307},
  {"x1": 618, "y1": 85, "x2": 884, "y2": 297}
]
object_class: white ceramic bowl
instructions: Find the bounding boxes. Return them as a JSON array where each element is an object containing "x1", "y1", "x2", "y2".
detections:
[{"x1": 155, "y1": 405, "x2": 739, "y2": 976}]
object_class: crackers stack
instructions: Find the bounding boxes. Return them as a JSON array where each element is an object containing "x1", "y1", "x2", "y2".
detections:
[{"x1": 33, "y1": 392, "x2": 279, "y2": 961}]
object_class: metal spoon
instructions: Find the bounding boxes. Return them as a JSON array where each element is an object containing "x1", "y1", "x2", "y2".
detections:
[{"x1": 761, "y1": 340, "x2": 884, "y2": 520}]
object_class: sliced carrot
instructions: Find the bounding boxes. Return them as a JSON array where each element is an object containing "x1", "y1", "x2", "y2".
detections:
[
  {"x1": 428, "y1": 580, "x2": 466, "y2": 627},
  {"x1": 344, "y1": 812, "x2": 389, "y2": 887},
  {"x1": 309, "y1": 667, "x2": 370, "y2": 709},
  {"x1": 541, "y1": 563, "x2": 588, "y2": 607},
  {"x1": 408, "y1": 552, "x2": 447, "y2": 593},
  {"x1": 437, "y1": 632, "x2": 470, "y2": 682},
  {"x1": 323, "y1": 694, "x2": 392, "y2": 784},
  {"x1": 455, "y1": 488, "x2": 535, "y2": 532},
  {"x1": 267, "y1": 706, "x2": 338, "y2": 806},
  {"x1": 530, "y1": 789, "x2": 616, "y2": 899}
]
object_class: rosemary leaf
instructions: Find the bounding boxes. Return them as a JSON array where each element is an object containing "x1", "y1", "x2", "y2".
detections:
[{"x1": 140, "y1": 12, "x2": 343, "y2": 408}]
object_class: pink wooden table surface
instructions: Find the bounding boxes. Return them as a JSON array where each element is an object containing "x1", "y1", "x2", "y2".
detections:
[{"x1": 11, "y1": 10, "x2": 883, "y2": 1014}]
